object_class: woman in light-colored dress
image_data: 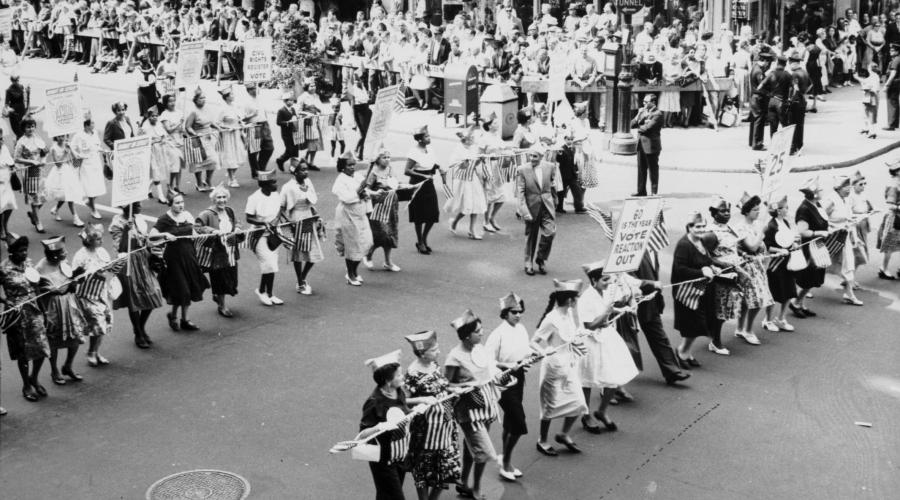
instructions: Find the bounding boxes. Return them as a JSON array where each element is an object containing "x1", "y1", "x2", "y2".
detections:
[
  {"x1": 159, "y1": 94, "x2": 185, "y2": 195},
  {"x1": 706, "y1": 196, "x2": 746, "y2": 355},
  {"x1": 478, "y1": 115, "x2": 512, "y2": 233},
  {"x1": 14, "y1": 117, "x2": 48, "y2": 233},
  {"x1": 849, "y1": 171, "x2": 873, "y2": 272},
  {"x1": 137, "y1": 107, "x2": 170, "y2": 204},
  {"x1": 70, "y1": 117, "x2": 106, "y2": 219},
  {"x1": 532, "y1": 279, "x2": 589, "y2": 456},
  {"x1": 184, "y1": 88, "x2": 222, "y2": 192},
  {"x1": 446, "y1": 127, "x2": 488, "y2": 240},
  {"x1": 364, "y1": 150, "x2": 402, "y2": 272},
  {"x1": 0, "y1": 129, "x2": 17, "y2": 238},
  {"x1": 45, "y1": 135, "x2": 85, "y2": 227},
  {"x1": 281, "y1": 158, "x2": 323, "y2": 295},
  {"x1": 296, "y1": 80, "x2": 326, "y2": 169},
  {"x1": 826, "y1": 176, "x2": 864, "y2": 306},
  {"x1": 660, "y1": 52, "x2": 683, "y2": 127},
  {"x1": 72, "y1": 223, "x2": 114, "y2": 367},
  {"x1": 217, "y1": 85, "x2": 249, "y2": 188},
  {"x1": 732, "y1": 193, "x2": 774, "y2": 345},
  {"x1": 332, "y1": 153, "x2": 372, "y2": 286}
]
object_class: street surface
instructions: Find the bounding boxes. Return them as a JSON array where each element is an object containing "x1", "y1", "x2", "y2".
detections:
[{"x1": 1, "y1": 59, "x2": 899, "y2": 499}]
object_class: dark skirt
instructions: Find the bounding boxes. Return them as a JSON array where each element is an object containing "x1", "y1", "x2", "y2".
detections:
[
  {"x1": 408, "y1": 178, "x2": 439, "y2": 224},
  {"x1": 114, "y1": 249, "x2": 165, "y2": 311},
  {"x1": 208, "y1": 266, "x2": 238, "y2": 296},
  {"x1": 674, "y1": 289, "x2": 716, "y2": 339},
  {"x1": 794, "y1": 265, "x2": 825, "y2": 289},
  {"x1": 498, "y1": 368, "x2": 528, "y2": 435},
  {"x1": 159, "y1": 242, "x2": 210, "y2": 306},
  {"x1": 767, "y1": 268, "x2": 797, "y2": 303}
]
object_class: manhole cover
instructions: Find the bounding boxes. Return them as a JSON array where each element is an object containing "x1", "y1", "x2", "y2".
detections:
[{"x1": 146, "y1": 469, "x2": 250, "y2": 500}]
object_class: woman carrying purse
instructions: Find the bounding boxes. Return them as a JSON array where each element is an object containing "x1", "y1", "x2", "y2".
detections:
[{"x1": 762, "y1": 195, "x2": 800, "y2": 332}]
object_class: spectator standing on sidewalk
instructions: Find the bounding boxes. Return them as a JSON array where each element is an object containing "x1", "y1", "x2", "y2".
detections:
[
  {"x1": 759, "y1": 56, "x2": 794, "y2": 138},
  {"x1": 789, "y1": 53, "x2": 811, "y2": 155},
  {"x1": 749, "y1": 52, "x2": 772, "y2": 151},
  {"x1": 631, "y1": 94, "x2": 662, "y2": 197},
  {"x1": 882, "y1": 44, "x2": 900, "y2": 131}
]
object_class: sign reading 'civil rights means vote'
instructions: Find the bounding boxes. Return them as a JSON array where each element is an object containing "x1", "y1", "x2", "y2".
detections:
[
  {"x1": 243, "y1": 38, "x2": 273, "y2": 83},
  {"x1": 605, "y1": 196, "x2": 664, "y2": 274},
  {"x1": 111, "y1": 136, "x2": 152, "y2": 207},
  {"x1": 44, "y1": 84, "x2": 82, "y2": 137}
]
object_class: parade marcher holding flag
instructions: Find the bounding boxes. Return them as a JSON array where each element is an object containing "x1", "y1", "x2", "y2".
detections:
[
  {"x1": 405, "y1": 125, "x2": 446, "y2": 255},
  {"x1": 877, "y1": 163, "x2": 900, "y2": 279},
  {"x1": 281, "y1": 158, "x2": 323, "y2": 295},
  {"x1": 71, "y1": 224, "x2": 114, "y2": 367},
  {"x1": 790, "y1": 177, "x2": 830, "y2": 318},
  {"x1": 245, "y1": 170, "x2": 284, "y2": 305},
  {"x1": 446, "y1": 125, "x2": 488, "y2": 241},
  {"x1": 333, "y1": 153, "x2": 373, "y2": 287},
  {"x1": 732, "y1": 193, "x2": 773, "y2": 345},
  {"x1": 825, "y1": 175, "x2": 864, "y2": 306},
  {"x1": 194, "y1": 186, "x2": 242, "y2": 318},
  {"x1": 762, "y1": 195, "x2": 799, "y2": 333},
  {"x1": 364, "y1": 150, "x2": 402, "y2": 273}
]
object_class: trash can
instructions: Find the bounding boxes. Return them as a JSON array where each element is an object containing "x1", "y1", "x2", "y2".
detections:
[
  {"x1": 480, "y1": 84, "x2": 518, "y2": 140},
  {"x1": 443, "y1": 64, "x2": 479, "y2": 126}
]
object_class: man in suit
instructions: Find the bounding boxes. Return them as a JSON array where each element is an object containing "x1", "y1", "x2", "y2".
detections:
[
  {"x1": 425, "y1": 24, "x2": 451, "y2": 111},
  {"x1": 630, "y1": 94, "x2": 663, "y2": 197},
  {"x1": 630, "y1": 250, "x2": 691, "y2": 385},
  {"x1": 748, "y1": 51, "x2": 773, "y2": 150},
  {"x1": 275, "y1": 92, "x2": 297, "y2": 172},
  {"x1": 516, "y1": 146, "x2": 557, "y2": 275},
  {"x1": 883, "y1": 44, "x2": 900, "y2": 130}
]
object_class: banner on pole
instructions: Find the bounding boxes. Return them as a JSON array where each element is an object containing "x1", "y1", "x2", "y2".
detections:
[
  {"x1": 176, "y1": 41, "x2": 205, "y2": 89},
  {"x1": 363, "y1": 84, "x2": 402, "y2": 159},
  {"x1": 44, "y1": 84, "x2": 82, "y2": 137},
  {"x1": 111, "y1": 136, "x2": 152, "y2": 207},
  {"x1": 243, "y1": 38, "x2": 273, "y2": 83},
  {"x1": 761, "y1": 125, "x2": 795, "y2": 202},
  {"x1": 605, "y1": 196, "x2": 664, "y2": 274},
  {"x1": 0, "y1": 8, "x2": 12, "y2": 39}
]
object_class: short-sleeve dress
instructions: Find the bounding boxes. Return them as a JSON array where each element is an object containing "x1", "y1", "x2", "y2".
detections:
[
  {"x1": 186, "y1": 106, "x2": 220, "y2": 173},
  {"x1": 0, "y1": 258, "x2": 50, "y2": 361},
  {"x1": 708, "y1": 222, "x2": 742, "y2": 320},
  {"x1": 763, "y1": 217, "x2": 798, "y2": 303},
  {"x1": 109, "y1": 214, "x2": 164, "y2": 312},
  {"x1": 443, "y1": 145, "x2": 488, "y2": 216},
  {"x1": 878, "y1": 184, "x2": 900, "y2": 253},
  {"x1": 36, "y1": 259, "x2": 86, "y2": 349},
  {"x1": 72, "y1": 246, "x2": 114, "y2": 337},
  {"x1": 795, "y1": 198, "x2": 829, "y2": 288},
  {"x1": 281, "y1": 178, "x2": 324, "y2": 263},
  {"x1": 14, "y1": 133, "x2": 47, "y2": 205},
  {"x1": 577, "y1": 286, "x2": 639, "y2": 389},
  {"x1": 154, "y1": 211, "x2": 209, "y2": 306},
  {"x1": 406, "y1": 146, "x2": 441, "y2": 224},
  {"x1": 404, "y1": 366, "x2": 461, "y2": 490},
  {"x1": 194, "y1": 206, "x2": 241, "y2": 297},
  {"x1": 366, "y1": 167, "x2": 399, "y2": 250},
  {"x1": 218, "y1": 102, "x2": 250, "y2": 171},
  {"x1": 532, "y1": 308, "x2": 589, "y2": 420},
  {"x1": 732, "y1": 218, "x2": 774, "y2": 310},
  {"x1": 671, "y1": 235, "x2": 717, "y2": 339}
]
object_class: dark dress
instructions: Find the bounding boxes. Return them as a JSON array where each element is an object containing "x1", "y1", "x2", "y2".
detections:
[
  {"x1": 194, "y1": 207, "x2": 240, "y2": 297},
  {"x1": 367, "y1": 170, "x2": 400, "y2": 250},
  {"x1": 407, "y1": 148, "x2": 441, "y2": 224},
  {"x1": 154, "y1": 212, "x2": 209, "y2": 306},
  {"x1": 795, "y1": 199, "x2": 828, "y2": 289},
  {"x1": 763, "y1": 218, "x2": 798, "y2": 303},
  {"x1": 137, "y1": 64, "x2": 159, "y2": 117},
  {"x1": 109, "y1": 215, "x2": 164, "y2": 312},
  {"x1": 360, "y1": 387, "x2": 411, "y2": 500},
  {"x1": 671, "y1": 235, "x2": 717, "y2": 339},
  {"x1": 5, "y1": 82, "x2": 27, "y2": 138}
]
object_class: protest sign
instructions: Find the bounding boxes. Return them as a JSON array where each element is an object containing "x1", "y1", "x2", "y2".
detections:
[
  {"x1": 761, "y1": 125, "x2": 795, "y2": 202},
  {"x1": 605, "y1": 196, "x2": 664, "y2": 274},
  {"x1": 44, "y1": 84, "x2": 82, "y2": 137},
  {"x1": 363, "y1": 85, "x2": 402, "y2": 159},
  {"x1": 111, "y1": 137, "x2": 152, "y2": 207},
  {"x1": 176, "y1": 41, "x2": 205, "y2": 89},
  {"x1": 243, "y1": 38, "x2": 273, "y2": 83}
]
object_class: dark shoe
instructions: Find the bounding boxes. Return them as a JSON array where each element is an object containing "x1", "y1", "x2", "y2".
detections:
[
  {"x1": 275, "y1": 158, "x2": 285, "y2": 171},
  {"x1": 878, "y1": 270, "x2": 897, "y2": 280},
  {"x1": 415, "y1": 242, "x2": 428, "y2": 255},
  {"x1": 51, "y1": 372, "x2": 66, "y2": 385},
  {"x1": 593, "y1": 411, "x2": 618, "y2": 431},
  {"x1": 883, "y1": 127, "x2": 897, "y2": 131},
  {"x1": 180, "y1": 319, "x2": 199, "y2": 331},
  {"x1": 666, "y1": 372, "x2": 691, "y2": 385},
  {"x1": 142, "y1": 331, "x2": 153, "y2": 345},
  {"x1": 134, "y1": 334, "x2": 149, "y2": 349},
  {"x1": 614, "y1": 388, "x2": 634, "y2": 403},
  {"x1": 676, "y1": 355, "x2": 692, "y2": 370},
  {"x1": 218, "y1": 306, "x2": 234, "y2": 318},
  {"x1": 535, "y1": 260, "x2": 547, "y2": 275},
  {"x1": 751, "y1": 145, "x2": 767, "y2": 151},
  {"x1": 535, "y1": 442, "x2": 558, "y2": 456},
  {"x1": 631, "y1": 192, "x2": 647, "y2": 197},
  {"x1": 554, "y1": 434, "x2": 581, "y2": 453},
  {"x1": 456, "y1": 484, "x2": 475, "y2": 498},
  {"x1": 61, "y1": 367, "x2": 84, "y2": 382},
  {"x1": 574, "y1": 208, "x2": 587, "y2": 214},
  {"x1": 22, "y1": 386, "x2": 39, "y2": 402},
  {"x1": 581, "y1": 415, "x2": 603, "y2": 434},
  {"x1": 686, "y1": 357, "x2": 701, "y2": 368},
  {"x1": 788, "y1": 302, "x2": 807, "y2": 318},
  {"x1": 808, "y1": 108, "x2": 817, "y2": 113},
  {"x1": 32, "y1": 383, "x2": 48, "y2": 397},
  {"x1": 556, "y1": 207, "x2": 566, "y2": 214},
  {"x1": 800, "y1": 307, "x2": 816, "y2": 317},
  {"x1": 424, "y1": 245, "x2": 433, "y2": 254},
  {"x1": 167, "y1": 312, "x2": 180, "y2": 331}
]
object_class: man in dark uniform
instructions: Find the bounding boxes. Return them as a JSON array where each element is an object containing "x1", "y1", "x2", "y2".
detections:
[
  {"x1": 275, "y1": 92, "x2": 298, "y2": 172},
  {"x1": 555, "y1": 131, "x2": 586, "y2": 214},
  {"x1": 883, "y1": 44, "x2": 900, "y2": 131},
  {"x1": 748, "y1": 51, "x2": 773, "y2": 151},
  {"x1": 758, "y1": 55, "x2": 794, "y2": 137},
  {"x1": 789, "y1": 53, "x2": 811, "y2": 155}
]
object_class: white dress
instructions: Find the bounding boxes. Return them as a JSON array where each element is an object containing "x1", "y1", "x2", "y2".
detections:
[
  {"x1": 0, "y1": 144, "x2": 17, "y2": 212},
  {"x1": 70, "y1": 130, "x2": 107, "y2": 198},
  {"x1": 577, "y1": 286, "x2": 639, "y2": 389},
  {"x1": 443, "y1": 144, "x2": 488, "y2": 216},
  {"x1": 44, "y1": 144, "x2": 84, "y2": 203},
  {"x1": 218, "y1": 103, "x2": 249, "y2": 171},
  {"x1": 245, "y1": 190, "x2": 283, "y2": 274},
  {"x1": 532, "y1": 308, "x2": 589, "y2": 420},
  {"x1": 138, "y1": 121, "x2": 169, "y2": 182}
]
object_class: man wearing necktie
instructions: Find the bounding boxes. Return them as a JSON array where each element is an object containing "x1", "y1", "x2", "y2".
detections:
[
  {"x1": 630, "y1": 94, "x2": 663, "y2": 197},
  {"x1": 425, "y1": 24, "x2": 451, "y2": 111},
  {"x1": 516, "y1": 146, "x2": 557, "y2": 275}
]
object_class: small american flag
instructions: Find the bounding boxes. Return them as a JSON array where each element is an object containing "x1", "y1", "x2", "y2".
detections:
[
  {"x1": 247, "y1": 124, "x2": 262, "y2": 153},
  {"x1": 766, "y1": 254, "x2": 787, "y2": 272},
  {"x1": 442, "y1": 182, "x2": 454, "y2": 200},
  {"x1": 674, "y1": 279, "x2": 709, "y2": 310},
  {"x1": 646, "y1": 212, "x2": 670, "y2": 253},
  {"x1": 585, "y1": 202, "x2": 614, "y2": 241},
  {"x1": 823, "y1": 229, "x2": 847, "y2": 259},
  {"x1": 391, "y1": 84, "x2": 407, "y2": 113}
]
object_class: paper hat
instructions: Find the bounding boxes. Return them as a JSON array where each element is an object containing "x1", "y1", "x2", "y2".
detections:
[
  {"x1": 364, "y1": 349, "x2": 402, "y2": 371},
  {"x1": 281, "y1": 91, "x2": 295, "y2": 100},
  {"x1": 5, "y1": 232, "x2": 28, "y2": 252},
  {"x1": 738, "y1": 191, "x2": 753, "y2": 207},
  {"x1": 851, "y1": 170, "x2": 866, "y2": 184},
  {"x1": 79, "y1": 223, "x2": 104, "y2": 241},
  {"x1": 499, "y1": 292, "x2": 524, "y2": 311},
  {"x1": 553, "y1": 279, "x2": 583, "y2": 294},
  {"x1": 686, "y1": 209, "x2": 705, "y2": 226},
  {"x1": 41, "y1": 236, "x2": 66, "y2": 252},
  {"x1": 245, "y1": 82, "x2": 257, "y2": 89},
  {"x1": 450, "y1": 309, "x2": 479, "y2": 331},
  {"x1": 405, "y1": 330, "x2": 437, "y2": 352},
  {"x1": 527, "y1": 143, "x2": 546, "y2": 156},
  {"x1": 257, "y1": 170, "x2": 277, "y2": 183},
  {"x1": 581, "y1": 260, "x2": 606, "y2": 277},
  {"x1": 413, "y1": 125, "x2": 429, "y2": 136},
  {"x1": 193, "y1": 87, "x2": 204, "y2": 98},
  {"x1": 217, "y1": 84, "x2": 233, "y2": 97},
  {"x1": 768, "y1": 193, "x2": 789, "y2": 210},
  {"x1": 799, "y1": 176, "x2": 820, "y2": 192},
  {"x1": 833, "y1": 175, "x2": 851, "y2": 190},
  {"x1": 889, "y1": 161, "x2": 900, "y2": 176},
  {"x1": 709, "y1": 195, "x2": 730, "y2": 210}
]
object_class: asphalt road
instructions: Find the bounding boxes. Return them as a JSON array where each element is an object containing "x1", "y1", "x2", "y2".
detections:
[{"x1": 1, "y1": 60, "x2": 899, "y2": 500}]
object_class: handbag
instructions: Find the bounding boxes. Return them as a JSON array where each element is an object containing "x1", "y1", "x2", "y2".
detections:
[
  {"x1": 265, "y1": 230, "x2": 282, "y2": 251},
  {"x1": 787, "y1": 249, "x2": 807, "y2": 271},
  {"x1": 9, "y1": 171, "x2": 22, "y2": 191},
  {"x1": 808, "y1": 239, "x2": 832, "y2": 268}
]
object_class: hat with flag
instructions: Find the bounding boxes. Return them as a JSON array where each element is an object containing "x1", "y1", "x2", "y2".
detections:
[
  {"x1": 833, "y1": 174, "x2": 851, "y2": 190},
  {"x1": 852, "y1": 170, "x2": 865, "y2": 185},
  {"x1": 364, "y1": 349, "x2": 402, "y2": 371},
  {"x1": 405, "y1": 330, "x2": 437, "y2": 353},
  {"x1": 257, "y1": 169, "x2": 277, "y2": 184}
]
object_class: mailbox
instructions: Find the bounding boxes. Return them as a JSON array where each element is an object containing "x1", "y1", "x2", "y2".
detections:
[
  {"x1": 479, "y1": 84, "x2": 518, "y2": 140},
  {"x1": 443, "y1": 64, "x2": 479, "y2": 126}
]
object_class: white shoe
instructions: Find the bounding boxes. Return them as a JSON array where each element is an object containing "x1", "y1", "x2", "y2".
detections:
[
  {"x1": 383, "y1": 263, "x2": 401, "y2": 272},
  {"x1": 73, "y1": 215, "x2": 85, "y2": 227},
  {"x1": 301, "y1": 283, "x2": 312, "y2": 295},
  {"x1": 707, "y1": 343, "x2": 731, "y2": 355},
  {"x1": 773, "y1": 319, "x2": 795, "y2": 332},
  {"x1": 761, "y1": 320, "x2": 780, "y2": 332},
  {"x1": 363, "y1": 257, "x2": 374, "y2": 269},
  {"x1": 255, "y1": 289, "x2": 272, "y2": 306},
  {"x1": 736, "y1": 331, "x2": 761, "y2": 345},
  {"x1": 269, "y1": 295, "x2": 284, "y2": 305},
  {"x1": 50, "y1": 208, "x2": 61, "y2": 221},
  {"x1": 91, "y1": 211, "x2": 102, "y2": 220},
  {"x1": 228, "y1": 179, "x2": 240, "y2": 188},
  {"x1": 499, "y1": 468, "x2": 517, "y2": 481},
  {"x1": 345, "y1": 274, "x2": 362, "y2": 286}
]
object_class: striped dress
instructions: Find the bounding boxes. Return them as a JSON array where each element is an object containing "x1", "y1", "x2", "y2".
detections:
[{"x1": 404, "y1": 368, "x2": 461, "y2": 489}]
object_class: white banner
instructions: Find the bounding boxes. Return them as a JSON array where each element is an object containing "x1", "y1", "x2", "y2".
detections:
[
  {"x1": 761, "y1": 125, "x2": 795, "y2": 202},
  {"x1": 0, "y1": 8, "x2": 12, "y2": 39},
  {"x1": 363, "y1": 84, "x2": 401, "y2": 160},
  {"x1": 111, "y1": 136, "x2": 152, "y2": 208},
  {"x1": 243, "y1": 38, "x2": 273, "y2": 83},
  {"x1": 605, "y1": 196, "x2": 664, "y2": 274},
  {"x1": 176, "y1": 41, "x2": 205, "y2": 89},
  {"x1": 44, "y1": 84, "x2": 82, "y2": 137}
]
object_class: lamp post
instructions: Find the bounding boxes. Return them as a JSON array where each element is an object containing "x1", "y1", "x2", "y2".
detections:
[{"x1": 608, "y1": 8, "x2": 639, "y2": 155}]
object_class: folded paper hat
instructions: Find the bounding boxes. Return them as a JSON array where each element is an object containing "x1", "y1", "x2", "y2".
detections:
[
  {"x1": 709, "y1": 195, "x2": 730, "y2": 210},
  {"x1": 581, "y1": 260, "x2": 606, "y2": 276},
  {"x1": 41, "y1": 236, "x2": 66, "y2": 252},
  {"x1": 281, "y1": 91, "x2": 295, "y2": 100},
  {"x1": 889, "y1": 161, "x2": 900, "y2": 175},
  {"x1": 768, "y1": 193, "x2": 789, "y2": 209},
  {"x1": 852, "y1": 170, "x2": 865, "y2": 184},
  {"x1": 553, "y1": 278, "x2": 583, "y2": 294},
  {"x1": 800, "y1": 175, "x2": 820, "y2": 192},
  {"x1": 405, "y1": 330, "x2": 437, "y2": 352},
  {"x1": 450, "y1": 309, "x2": 479, "y2": 330},
  {"x1": 738, "y1": 191, "x2": 757, "y2": 207},
  {"x1": 833, "y1": 174, "x2": 851, "y2": 190},
  {"x1": 364, "y1": 349, "x2": 402, "y2": 371},
  {"x1": 5, "y1": 232, "x2": 28, "y2": 252},
  {"x1": 217, "y1": 84, "x2": 233, "y2": 96},
  {"x1": 79, "y1": 223, "x2": 104, "y2": 240},
  {"x1": 499, "y1": 292, "x2": 524, "y2": 311},
  {"x1": 413, "y1": 124, "x2": 429, "y2": 135},
  {"x1": 686, "y1": 209, "x2": 704, "y2": 225},
  {"x1": 257, "y1": 169, "x2": 277, "y2": 183}
]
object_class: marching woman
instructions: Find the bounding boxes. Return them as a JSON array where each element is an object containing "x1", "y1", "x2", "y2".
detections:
[
  {"x1": 445, "y1": 310, "x2": 502, "y2": 500},
  {"x1": 849, "y1": 171, "x2": 874, "y2": 276},
  {"x1": 446, "y1": 127, "x2": 488, "y2": 241},
  {"x1": 14, "y1": 117, "x2": 48, "y2": 233},
  {"x1": 672, "y1": 211, "x2": 724, "y2": 367},
  {"x1": 511, "y1": 109, "x2": 537, "y2": 150},
  {"x1": 70, "y1": 117, "x2": 106, "y2": 219},
  {"x1": 159, "y1": 94, "x2": 185, "y2": 196},
  {"x1": 826, "y1": 175, "x2": 864, "y2": 306},
  {"x1": 761, "y1": 195, "x2": 799, "y2": 332},
  {"x1": 705, "y1": 197, "x2": 746, "y2": 355},
  {"x1": 184, "y1": 87, "x2": 222, "y2": 193},
  {"x1": 0, "y1": 234, "x2": 51, "y2": 402},
  {"x1": 137, "y1": 107, "x2": 170, "y2": 204},
  {"x1": 71, "y1": 224, "x2": 114, "y2": 367},
  {"x1": 878, "y1": 163, "x2": 900, "y2": 279},
  {"x1": 405, "y1": 126, "x2": 447, "y2": 255},
  {"x1": 577, "y1": 262, "x2": 639, "y2": 433},
  {"x1": 151, "y1": 193, "x2": 209, "y2": 331},
  {"x1": 109, "y1": 202, "x2": 164, "y2": 348},
  {"x1": 364, "y1": 149, "x2": 402, "y2": 272},
  {"x1": 217, "y1": 85, "x2": 249, "y2": 188},
  {"x1": 332, "y1": 153, "x2": 373, "y2": 286},
  {"x1": 35, "y1": 236, "x2": 86, "y2": 385},
  {"x1": 732, "y1": 193, "x2": 774, "y2": 344},
  {"x1": 245, "y1": 170, "x2": 284, "y2": 306},
  {"x1": 194, "y1": 186, "x2": 241, "y2": 318},
  {"x1": 0, "y1": 127, "x2": 17, "y2": 238},
  {"x1": 478, "y1": 114, "x2": 511, "y2": 233},
  {"x1": 281, "y1": 158, "x2": 323, "y2": 295},
  {"x1": 404, "y1": 330, "x2": 462, "y2": 499},
  {"x1": 531, "y1": 279, "x2": 589, "y2": 456},
  {"x1": 45, "y1": 134, "x2": 85, "y2": 227},
  {"x1": 789, "y1": 177, "x2": 830, "y2": 318},
  {"x1": 295, "y1": 80, "x2": 326, "y2": 170},
  {"x1": 485, "y1": 292, "x2": 537, "y2": 481}
]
